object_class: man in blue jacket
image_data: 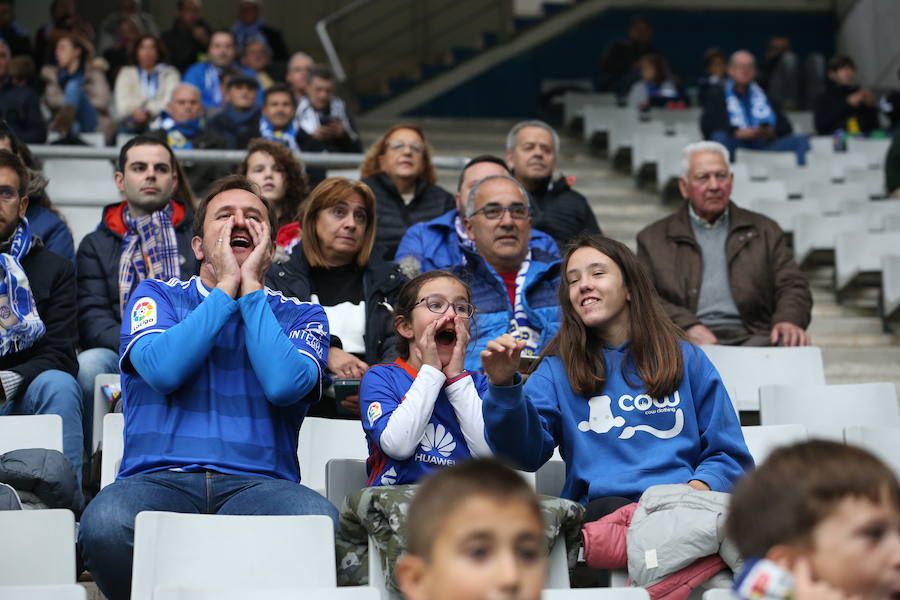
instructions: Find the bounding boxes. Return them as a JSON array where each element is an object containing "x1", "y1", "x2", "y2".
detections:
[
  {"x1": 395, "y1": 155, "x2": 558, "y2": 272},
  {"x1": 453, "y1": 174, "x2": 561, "y2": 371},
  {"x1": 78, "y1": 175, "x2": 336, "y2": 600},
  {"x1": 183, "y1": 30, "x2": 261, "y2": 110}
]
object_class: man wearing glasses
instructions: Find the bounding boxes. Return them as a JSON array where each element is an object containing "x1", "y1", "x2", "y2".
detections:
[
  {"x1": 454, "y1": 174, "x2": 561, "y2": 371},
  {"x1": 0, "y1": 150, "x2": 82, "y2": 487}
]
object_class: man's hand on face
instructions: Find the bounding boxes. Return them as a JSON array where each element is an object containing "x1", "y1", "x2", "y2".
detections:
[
  {"x1": 211, "y1": 216, "x2": 242, "y2": 298},
  {"x1": 239, "y1": 217, "x2": 273, "y2": 297}
]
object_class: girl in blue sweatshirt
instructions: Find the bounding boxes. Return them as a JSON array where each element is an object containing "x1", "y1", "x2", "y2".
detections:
[
  {"x1": 481, "y1": 234, "x2": 753, "y2": 520},
  {"x1": 360, "y1": 270, "x2": 492, "y2": 486}
]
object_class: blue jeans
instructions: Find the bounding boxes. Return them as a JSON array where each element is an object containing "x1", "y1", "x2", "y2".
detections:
[
  {"x1": 0, "y1": 370, "x2": 83, "y2": 487},
  {"x1": 78, "y1": 470, "x2": 339, "y2": 600},
  {"x1": 711, "y1": 130, "x2": 811, "y2": 165},
  {"x1": 76, "y1": 347, "x2": 120, "y2": 452}
]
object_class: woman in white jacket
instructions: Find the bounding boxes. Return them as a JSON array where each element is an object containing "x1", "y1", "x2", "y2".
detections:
[{"x1": 114, "y1": 34, "x2": 180, "y2": 133}]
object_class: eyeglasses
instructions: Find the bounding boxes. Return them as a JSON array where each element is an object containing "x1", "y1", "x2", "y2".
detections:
[
  {"x1": 386, "y1": 142, "x2": 424, "y2": 154},
  {"x1": 470, "y1": 203, "x2": 530, "y2": 220},
  {"x1": 0, "y1": 186, "x2": 19, "y2": 202},
  {"x1": 414, "y1": 296, "x2": 475, "y2": 319}
]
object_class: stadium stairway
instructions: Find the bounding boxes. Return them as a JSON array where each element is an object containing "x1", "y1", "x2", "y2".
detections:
[{"x1": 357, "y1": 116, "x2": 900, "y2": 399}]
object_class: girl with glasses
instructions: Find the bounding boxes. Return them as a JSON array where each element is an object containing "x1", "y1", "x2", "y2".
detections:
[{"x1": 360, "y1": 270, "x2": 493, "y2": 486}]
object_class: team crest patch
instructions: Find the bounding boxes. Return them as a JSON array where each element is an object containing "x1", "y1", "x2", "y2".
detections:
[
  {"x1": 130, "y1": 297, "x2": 157, "y2": 333},
  {"x1": 367, "y1": 402, "x2": 382, "y2": 426}
]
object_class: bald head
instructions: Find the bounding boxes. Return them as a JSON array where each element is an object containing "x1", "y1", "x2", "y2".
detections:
[
  {"x1": 168, "y1": 84, "x2": 202, "y2": 122},
  {"x1": 286, "y1": 52, "x2": 314, "y2": 97},
  {"x1": 728, "y1": 50, "x2": 756, "y2": 87}
]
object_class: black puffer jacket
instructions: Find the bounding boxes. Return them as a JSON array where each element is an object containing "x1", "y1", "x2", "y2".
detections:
[
  {"x1": 362, "y1": 173, "x2": 455, "y2": 260},
  {"x1": 0, "y1": 448, "x2": 83, "y2": 514},
  {"x1": 266, "y1": 247, "x2": 407, "y2": 366},
  {"x1": 0, "y1": 239, "x2": 77, "y2": 392},
  {"x1": 76, "y1": 199, "x2": 198, "y2": 351},
  {"x1": 527, "y1": 175, "x2": 602, "y2": 249}
]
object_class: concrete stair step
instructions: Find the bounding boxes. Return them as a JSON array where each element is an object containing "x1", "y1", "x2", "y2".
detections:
[
  {"x1": 813, "y1": 333, "x2": 896, "y2": 347},
  {"x1": 811, "y1": 302, "x2": 878, "y2": 318},
  {"x1": 808, "y1": 316, "x2": 885, "y2": 336},
  {"x1": 823, "y1": 346, "x2": 900, "y2": 377}
]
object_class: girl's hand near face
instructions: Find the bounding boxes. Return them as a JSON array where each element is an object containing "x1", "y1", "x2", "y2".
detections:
[
  {"x1": 442, "y1": 315, "x2": 470, "y2": 380},
  {"x1": 413, "y1": 317, "x2": 444, "y2": 372},
  {"x1": 480, "y1": 334, "x2": 526, "y2": 386}
]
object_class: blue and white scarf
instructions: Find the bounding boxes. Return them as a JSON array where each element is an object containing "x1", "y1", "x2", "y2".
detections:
[
  {"x1": 155, "y1": 111, "x2": 202, "y2": 149},
  {"x1": 118, "y1": 204, "x2": 180, "y2": 317},
  {"x1": 0, "y1": 218, "x2": 46, "y2": 356},
  {"x1": 259, "y1": 115, "x2": 300, "y2": 154},
  {"x1": 138, "y1": 64, "x2": 164, "y2": 99},
  {"x1": 725, "y1": 78, "x2": 776, "y2": 129},
  {"x1": 507, "y1": 251, "x2": 541, "y2": 357}
]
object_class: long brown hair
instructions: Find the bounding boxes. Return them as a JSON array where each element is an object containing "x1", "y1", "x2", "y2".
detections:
[
  {"x1": 240, "y1": 138, "x2": 309, "y2": 228},
  {"x1": 543, "y1": 234, "x2": 683, "y2": 398},
  {"x1": 359, "y1": 123, "x2": 438, "y2": 184}
]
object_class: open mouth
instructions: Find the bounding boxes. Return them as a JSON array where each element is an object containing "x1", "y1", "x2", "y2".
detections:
[
  {"x1": 435, "y1": 328, "x2": 457, "y2": 347},
  {"x1": 581, "y1": 297, "x2": 600, "y2": 306},
  {"x1": 230, "y1": 234, "x2": 252, "y2": 248}
]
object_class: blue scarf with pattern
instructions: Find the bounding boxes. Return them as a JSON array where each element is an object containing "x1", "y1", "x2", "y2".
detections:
[{"x1": 0, "y1": 218, "x2": 46, "y2": 356}]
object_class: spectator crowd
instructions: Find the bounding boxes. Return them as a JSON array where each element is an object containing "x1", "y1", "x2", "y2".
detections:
[{"x1": 0, "y1": 5, "x2": 898, "y2": 600}]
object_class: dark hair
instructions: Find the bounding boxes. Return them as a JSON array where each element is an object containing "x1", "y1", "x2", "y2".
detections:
[
  {"x1": 0, "y1": 149, "x2": 30, "y2": 197},
  {"x1": 129, "y1": 34, "x2": 166, "y2": 66},
  {"x1": 360, "y1": 123, "x2": 437, "y2": 185},
  {"x1": 727, "y1": 440, "x2": 900, "y2": 558},
  {"x1": 456, "y1": 154, "x2": 510, "y2": 192},
  {"x1": 703, "y1": 47, "x2": 725, "y2": 68},
  {"x1": 240, "y1": 138, "x2": 309, "y2": 228},
  {"x1": 308, "y1": 64, "x2": 334, "y2": 83},
  {"x1": 405, "y1": 458, "x2": 543, "y2": 559},
  {"x1": 263, "y1": 83, "x2": 296, "y2": 107},
  {"x1": 193, "y1": 174, "x2": 277, "y2": 241},
  {"x1": 640, "y1": 53, "x2": 669, "y2": 86},
  {"x1": 209, "y1": 29, "x2": 236, "y2": 47},
  {"x1": 828, "y1": 55, "x2": 857, "y2": 72},
  {"x1": 56, "y1": 32, "x2": 92, "y2": 71},
  {"x1": 393, "y1": 270, "x2": 472, "y2": 360},
  {"x1": 541, "y1": 234, "x2": 683, "y2": 398},
  {"x1": 117, "y1": 135, "x2": 176, "y2": 173}
]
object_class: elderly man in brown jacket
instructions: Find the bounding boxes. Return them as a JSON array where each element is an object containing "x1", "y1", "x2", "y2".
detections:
[{"x1": 637, "y1": 141, "x2": 812, "y2": 347}]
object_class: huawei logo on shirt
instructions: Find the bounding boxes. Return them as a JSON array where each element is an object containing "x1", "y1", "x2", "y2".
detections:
[{"x1": 414, "y1": 424, "x2": 457, "y2": 466}]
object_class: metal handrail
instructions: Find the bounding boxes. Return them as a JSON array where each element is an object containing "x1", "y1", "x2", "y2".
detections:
[
  {"x1": 28, "y1": 144, "x2": 469, "y2": 170},
  {"x1": 315, "y1": 0, "x2": 377, "y2": 83}
]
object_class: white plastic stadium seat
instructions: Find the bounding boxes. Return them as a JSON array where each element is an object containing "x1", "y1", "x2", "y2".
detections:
[
  {"x1": 760, "y1": 382, "x2": 899, "y2": 440},
  {"x1": 700, "y1": 346, "x2": 825, "y2": 412},
  {"x1": 800, "y1": 181, "x2": 869, "y2": 203},
  {"x1": 153, "y1": 586, "x2": 380, "y2": 600},
  {"x1": 131, "y1": 512, "x2": 336, "y2": 600},
  {"x1": 0, "y1": 509, "x2": 77, "y2": 584},
  {"x1": 734, "y1": 148, "x2": 797, "y2": 178},
  {"x1": 298, "y1": 417, "x2": 369, "y2": 495},
  {"x1": 0, "y1": 414, "x2": 63, "y2": 453},
  {"x1": 0, "y1": 585, "x2": 86, "y2": 600},
  {"x1": 750, "y1": 199, "x2": 818, "y2": 234},
  {"x1": 845, "y1": 137, "x2": 892, "y2": 168},
  {"x1": 730, "y1": 179, "x2": 789, "y2": 205},
  {"x1": 882, "y1": 255, "x2": 900, "y2": 321},
  {"x1": 740, "y1": 425, "x2": 807, "y2": 465},
  {"x1": 325, "y1": 458, "x2": 367, "y2": 507},
  {"x1": 834, "y1": 231, "x2": 900, "y2": 294},
  {"x1": 702, "y1": 590, "x2": 738, "y2": 600},
  {"x1": 543, "y1": 589, "x2": 651, "y2": 599},
  {"x1": 101, "y1": 412, "x2": 125, "y2": 489},
  {"x1": 844, "y1": 426, "x2": 900, "y2": 477},
  {"x1": 92, "y1": 373, "x2": 120, "y2": 455},
  {"x1": 792, "y1": 213, "x2": 867, "y2": 266},
  {"x1": 43, "y1": 158, "x2": 121, "y2": 247}
]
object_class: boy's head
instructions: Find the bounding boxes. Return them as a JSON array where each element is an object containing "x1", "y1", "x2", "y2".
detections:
[
  {"x1": 828, "y1": 55, "x2": 858, "y2": 87},
  {"x1": 728, "y1": 440, "x2": 900, "y2": 600},
  {"x1": 395, "y1": 459, "x2": 547, "y2": 600}
]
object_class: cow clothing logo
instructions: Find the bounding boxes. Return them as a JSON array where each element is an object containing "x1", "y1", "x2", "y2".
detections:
[
  {"x1": 415, "y1": 423, "x2": 457, "y2": 466},
  {"x1": 577, "y1": 391, "x2": 684, "y2": 439}
]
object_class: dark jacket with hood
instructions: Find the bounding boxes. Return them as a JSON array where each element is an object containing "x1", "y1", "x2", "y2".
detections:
[
  {"x1": 0, "y1": 236, "x2": 77, "y2": 395},
  {"x1": 814, "y1": 81, "x2": 881, "y2": 135},
  {"x1": 526, "y1": 175, "x2": 601, "y2": 249},
  {"x1": 266, "y1": 246, "x2": 407, "y2": 366},
  {"x1": 362, "y1": 173, "x2": 455, "y2": 260},
  {"x1": 75, "y1": 199, "x2": 197, "y2": 351}
]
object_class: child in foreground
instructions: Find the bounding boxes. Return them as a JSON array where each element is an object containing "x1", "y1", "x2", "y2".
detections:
[
  {"x1": 360, "y1": 271, "x2": 492, "y2": 486},
  {"x1": 727, "y1": 440, "x2": 900, "y2": 600},
  {"x1": 394, "y1": 458, "x2": 547, "y2": 600}
]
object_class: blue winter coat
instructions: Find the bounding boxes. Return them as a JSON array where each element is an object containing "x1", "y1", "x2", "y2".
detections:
[{"x1": 395, "y1": 209, "x2": 560, "y2": 272}]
